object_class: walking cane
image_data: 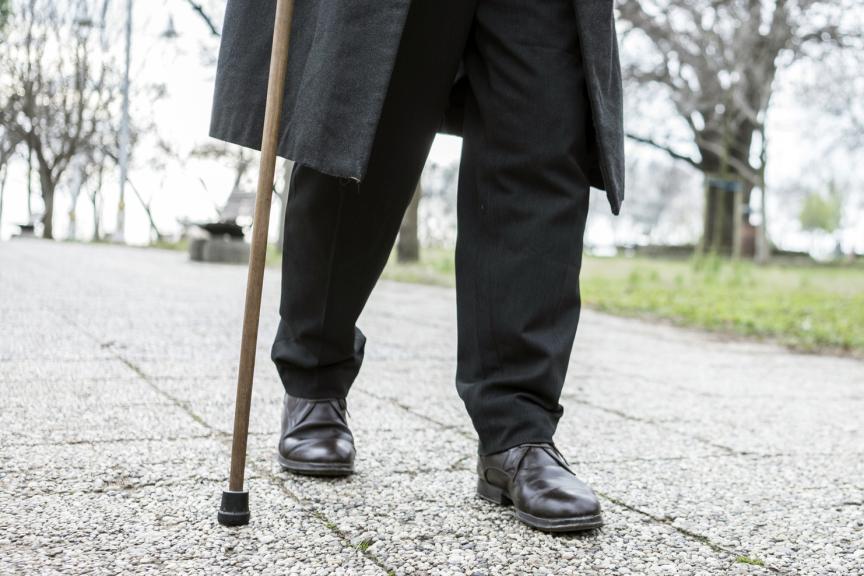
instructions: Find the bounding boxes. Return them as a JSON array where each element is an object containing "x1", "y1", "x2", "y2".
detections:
[{"x1": 218, "y1": 0, "x2": 295, "y2": 527}]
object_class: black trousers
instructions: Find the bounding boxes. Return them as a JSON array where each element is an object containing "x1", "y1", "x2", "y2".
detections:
[{"x1": 271, "y1": 0, "x2": 592, "y2": 455}]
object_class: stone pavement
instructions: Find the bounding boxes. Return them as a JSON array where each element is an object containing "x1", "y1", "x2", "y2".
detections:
[{"x1": 1, "y1": 239, "x2": 862, "y2": 576}]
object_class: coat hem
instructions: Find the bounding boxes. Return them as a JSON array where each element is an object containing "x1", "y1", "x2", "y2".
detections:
[{"x1": 208, "y1": 125, "x2": 366, "y2": 183}]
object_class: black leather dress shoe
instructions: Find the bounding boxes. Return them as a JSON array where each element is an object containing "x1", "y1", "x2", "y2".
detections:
[
  {"x1": 277, "y1": 393, "x2": 355, "y2": 476},
  {"x1": 477, "y1": 442, "x2": 603, "y2": 532}
]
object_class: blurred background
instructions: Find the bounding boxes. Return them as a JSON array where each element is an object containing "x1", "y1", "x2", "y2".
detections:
[{"x1": 1, "y1": 0, "x2": 862, "y2": 354}]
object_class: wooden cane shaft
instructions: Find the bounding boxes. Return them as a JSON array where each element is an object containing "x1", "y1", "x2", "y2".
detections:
[{"x1": 228, "y1": 0, "x2": 295, "y2": 492}]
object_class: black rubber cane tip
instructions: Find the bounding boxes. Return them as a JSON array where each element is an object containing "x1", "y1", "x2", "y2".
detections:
[{"x1": 218, "y1": 490, "x2": 250, "y2": 527}]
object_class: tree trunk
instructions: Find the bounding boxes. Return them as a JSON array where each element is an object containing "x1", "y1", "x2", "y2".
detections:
[
  {"x1": 92, "y1": 162, "x2": 104, "y2": 241},
  {"x1": 68, "y1": 172, "x2": 84, "y2": 241},
  {"x1": 702, "y1": 182, "x2": 734, "y2": 255},
  {"x1": 125, "y1": 177, "x2": 163, "y2": 243},
  {"x1": 92, "y1": 194, "x2": 101, "y2": 241},
  {"x1": 698, "y1": 128, "x2": 757, "y2": 257},
  {"x1": 397, "y1": 182, "x2": 421, "y2": 263},
  {"x1": 701, "y1": 181, "x2": 757, "y2": 257},
  {"x1": 26, "y1": 144, "x2": 33, "y2": 221},
  {"x1": 39, "y1": 164, "x2": 55, "y2": 239},
  {"x1": 0, "y1": 164, "x2": 7, "y2": 233},
  {"x1": 277, "y1": 160, "x2": 293, "y2": 251},
  {"x1": 67, "y1": 210, "x2": 76, "y2": 240}
]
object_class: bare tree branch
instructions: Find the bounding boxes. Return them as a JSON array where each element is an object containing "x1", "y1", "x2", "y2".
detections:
[
  {"x1": 625, "y1": 132, "x2": 702, "y2": 170},
  {"x1": 2, "y1": 0, "x2": 121, "y2": 238},
  {"x1": 619, "y1": 0, "x2": 858, "y2": 182},
  {"x1": 182, "y1": 0, "x2": 219, "y2": 37}
]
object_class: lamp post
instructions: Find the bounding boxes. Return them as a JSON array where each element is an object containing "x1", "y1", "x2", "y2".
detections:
[{"x1": 112, "y1": 0, "x2": 132, "y2": 243}]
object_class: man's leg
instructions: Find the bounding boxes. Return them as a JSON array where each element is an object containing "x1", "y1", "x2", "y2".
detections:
[
  {"x1": 272, "y1": 1, "x2": 476, "y2": 399},
  {"x1": 456, "y1": 0, "x2": 593, "y2": 456},
  {"x1": 273, "y1": 0, "x2": 477, "y2": 476},
  {"x1": 455, "y1": 0, "x2": 603, "y2": 532}
]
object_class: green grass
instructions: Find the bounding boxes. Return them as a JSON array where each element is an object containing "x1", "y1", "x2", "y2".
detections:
[
  {"x1": 355, "y1": 537, "x2": 374, "y2": 552},
  {"x1": 150, "y1": 238, "x2": 189, "y2": 252},
  {"x1": 381, "y1": 248, "x2": 864, "y2": 355},
  {"x1": 735, "y1": 555, "x2": 766, "y2": 567},
  {"x1": 580, "y1": 254, "x2": 864, "y2": 355},
  {"x1": 381, "y1": 247, "x2": 456, "y2": 287}
]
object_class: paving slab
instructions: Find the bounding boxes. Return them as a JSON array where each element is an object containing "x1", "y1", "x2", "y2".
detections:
[
  {"x1": 565, "y1": 376, "x2": 864, "y2": 456},
  {"x1": 362, "y1": 359, "x2": 728, "y2": 463},
  {"x1": 0, "y1": 358, "x2": 134, "y2": 384},
  {"x1": 585, "y1": 454, "x2": 864, "y2": 575},
  {"x1": 2, "y1": 239, "x2": 863, "y2": 575},
  {"x1": 0, "y1": 388, "x2": 207, "y2": 447},
  {"x1": 0, "y1": 479, "x2": 383, "y2": 576},
  {"x1": 149, "y1": 374, "x2": 438, "y2": 438},
  {"x1": 264, "y1": 461, "x2": 767, "y2": 576},
  {"x1": 0, "y1": 436, "x2": 239, "y2": 495}
]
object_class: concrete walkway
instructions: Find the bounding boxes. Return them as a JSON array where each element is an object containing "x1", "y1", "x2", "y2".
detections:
[{"x1": 1, "y1": 239, "x2": 862, "y2": 575}]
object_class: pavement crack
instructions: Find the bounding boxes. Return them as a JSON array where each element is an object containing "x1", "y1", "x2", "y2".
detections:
[
  {"x1": 353, "y1": 388, "x2": 780, "y2": 572},
  {"x1": 54, "y1": 310, "x2": 392, "y2": 573},
  {"x1": 4, "y1": 433, "x2": 216, "y2": 449},
  {"x1": 356, "y1": 389, "x2": 475, "y2": 441},
  {"x1": 571, "y1": 398, "x2": 744, "y2": 456},
  {"x1": 250, "y1": 464, "x2": 392, "y2": 574},
  {"x1": 41, "y1": 296, "x2": 807, "y2": 575},
  {"x1": 599, "y1": 492, "x2": 785, "y2": 574},
  {"x1": 114, "y1": 356, "x2": 218, "y2": 433},
  {"x1": 447, "y1": 454, "x2": 472, "y2": 472},
  {"x1": 56, "y1": 311, "x2": 220, "y2": 435}
]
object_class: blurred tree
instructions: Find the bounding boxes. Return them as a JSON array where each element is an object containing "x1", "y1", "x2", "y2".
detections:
[
  {"x1": 0, "y1": 111, "x2": 20, "y2": 233},
  {"x1": 182, "y1": 0, "x2": 220, "y2": 36},
  {"x1": 88, "y1": 155, "x2": 106, "y2": 241},
  {"x1": 0, "y1": 1, "x2": 21, "y2": 231},
  {"x1": 800, "y1": 55, "x2": 864, "y2": 150},
  {"x1": 69, "y1": 141, "x2": 112, "y2": 242},
  {"x1": 1, "y1": 0, "x2": 117, "y2": 239},
  {"x1": 0, "y1": 144, "x2": 15, "y2": 231},
  {"x1": 799, "y1": 182, "x2": 843, "y2": 255},
  {"x1": 0, "y1": 0, "x2": 10, "y2": 29},
  {"x1": 624, "y1": 157, "x2": 696, "y2": 245},
  {"x1": 398, "y1": 182, "x2": 421, "y2": 263},
  {"x1": 619, "y1": 0, "x2": 863, "y2": 257},
  {"x1": 277, "y1": 160, "x2": 293, "y2": 251},
  {"x1": 0, "y1": 104, "x2": 22, "y2": 215},
  {"x1": 0, "y1": 168, "x2": 6, "y2": 230},
  {"x1": 189, "y1": 142, "x2": 256, "y2": 218},
  {"x1": 82, "y1": 107, "x2": 119, "y2": 242}
]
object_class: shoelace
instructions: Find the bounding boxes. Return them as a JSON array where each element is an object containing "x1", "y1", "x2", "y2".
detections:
[
  {"x1": 302, "y1": 398, "x2": 351, "y2": 421},
  {"x1": 330, "y1": 398, "x2": 350, "y2": 420},
  {"x1": 513, "y1": 442, "x2": 573, "y2": 475}
]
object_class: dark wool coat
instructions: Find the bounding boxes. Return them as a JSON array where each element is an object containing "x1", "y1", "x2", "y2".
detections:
[{"x1": 209, "y1": 0, "x2": 625, "y2": 214}]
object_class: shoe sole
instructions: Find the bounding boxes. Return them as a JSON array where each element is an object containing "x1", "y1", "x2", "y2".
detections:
[
  {"x1": 277, "y1": 453, "x2": 354, "y2": 477},
  {"x1": 476, "y1": 478, "x2": 603, "y2": 533}
]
